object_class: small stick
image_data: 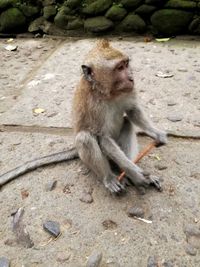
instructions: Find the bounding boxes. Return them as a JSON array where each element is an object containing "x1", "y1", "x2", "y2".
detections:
[{"x1": 117, "y1": 141, "x2": 156, "y2": 181}]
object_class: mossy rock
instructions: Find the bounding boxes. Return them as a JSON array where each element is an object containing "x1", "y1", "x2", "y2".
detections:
[
  {"x1": 119, "y1": 13, "x2": 146, "y2": 33},
  {"x1": 189, "y1": 17, "x2": 200, "y2": 34},
  {"x1": 42, "y1": 0, "x2": 56, "y2": 6},
  {"x1": 165, "y1": 0, "x2": 197, "y2": 10},
  {"x1": 118, "y1": 0, "x2": 143, "y2": 8},
  {"x1": 64, "y1": 0, "x2": 82, "y2": 9},
  {"x1": 43, "y1": 5, "x2": 57, "y2": 19},
  {"x1": 54, "y1": 10, "x2": 69, "y2": 29},
  {"x1": 0, "y1": 7, "x2": 26, "y2": 32},
  {"x1": 0, "y1": 0, "x2": 16, "y2": 10},
  {"x1": 105, "y1": 5, "x2": 127, "y2": 21},
  {"x1": 151, "y1": 9, "x2": 193, "y2": 36},
  {"x1": 145, "y1": 0, "x2": 167, "y2": 5},
  {"x1": 67, "y1": 17, "x2": 83, "y2": 29},
  {"x1": 59, "y1": 6, "x2": 72, "y2": 15},
  {"x1": 84, "y1": 16, "x2": 114, "y2": 32},
  {"x1": 19, "y1": 5, "x2": 40, "y2": 17},
  {"x1": 82, "y1": 0, "x2": 112, "y2": 15},
  {"x1": 135, "y1": 4, "x2": 157, "y2": 15},
  {"x1": 28, "y1": 17, "x2": 46, "y2": 32}
]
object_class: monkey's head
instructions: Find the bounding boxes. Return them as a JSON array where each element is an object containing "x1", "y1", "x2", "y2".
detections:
[{"x1": 81, "y1": 39, "x2": 134, "y2": 99}]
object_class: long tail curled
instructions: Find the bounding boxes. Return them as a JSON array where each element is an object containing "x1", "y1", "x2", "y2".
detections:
[{"x1": 0, "y1": 147, "x2": 78, "y2": 187}]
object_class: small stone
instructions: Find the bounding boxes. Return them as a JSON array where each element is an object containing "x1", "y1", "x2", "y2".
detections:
[
  {"x1": 167, "y1": 115, "x2": 183, "y2": 122},
  {"x1": 80, "y1": 192, "x2": 93, "y2": 203},
  {"x1": 43, "y1": 220, "x2": 60, "y2": 237},
  {"x1": 45, "y1": 180, "x2": 57, "y2": 191},
  {"x1": 86, "y1": 251, "x2": 102, "y2": 267},
  {"x1": 185, "y1": 243, "x2": 197, "y2": 256},
  {"x1": 102, "y1": 220, "x2": 117, "y2": 230},
  {"x1": 163, "y1": 260, "x2": 174, "y2": 267},
  {"x1": 147, "y1": 256, "x2": 158, "y2": 267},
  {"x1": 56, "y1": 252, "x2": 71, "y2": 263},
  {"x1": 184, "y1": 224, "x2": 200, "y2": 238},
  {"x1": 127, "y1": 207, "x2": 145, "y2": 218},
  {"x1": 47, "y1": 112, "x2": 58, "y2": 118},
  {"x1": 154, "y1": 164, "x2": 168, "y2": 170},
  {"x1": 167, "y1": 101, "x2": 177, "y2": 106},
  {"x1": 0, "y1": 257, "x2": 10, "y2": 267},
  {"x1": 177, "y1": 68, "x2": 188, "y2": 72}
]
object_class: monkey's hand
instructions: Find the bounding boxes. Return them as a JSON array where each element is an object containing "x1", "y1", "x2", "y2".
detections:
[{"x1": 154, "y1": 130, "x2": 168, "y2": 147}]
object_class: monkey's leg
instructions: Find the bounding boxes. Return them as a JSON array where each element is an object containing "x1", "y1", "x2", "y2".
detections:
[{"x1": 75, "y1": 131, "x2": 124, "y2": 193}]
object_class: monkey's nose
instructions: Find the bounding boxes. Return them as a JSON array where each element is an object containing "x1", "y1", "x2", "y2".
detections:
[{"x1": 129, "y1": 77, "x2": 133, "y2": 82}]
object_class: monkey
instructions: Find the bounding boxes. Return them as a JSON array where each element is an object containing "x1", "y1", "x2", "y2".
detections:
[{"x1": 0, "y1": 39, "x2": 167, "y2": 192}]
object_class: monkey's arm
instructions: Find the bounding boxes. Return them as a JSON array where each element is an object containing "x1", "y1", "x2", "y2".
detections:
[
  {"x1": 0, "y1": 148, "x2": 78, "y2": 187},
  {"x1": 127, "y1": 105, "x2": 167, "y2": 145}
]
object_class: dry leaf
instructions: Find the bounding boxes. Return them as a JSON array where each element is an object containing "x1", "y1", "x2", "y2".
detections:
[
  {"x1": 33, "y1": 108, "x2": 45, "y2": 114},
  {"x1": 156, "y1": 38, "x2": 170, "y2": 42}
]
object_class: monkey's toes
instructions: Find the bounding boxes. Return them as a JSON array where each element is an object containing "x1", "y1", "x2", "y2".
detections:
[{"x1": 107, "y1": 179, "x2": 125, "y2": 193}]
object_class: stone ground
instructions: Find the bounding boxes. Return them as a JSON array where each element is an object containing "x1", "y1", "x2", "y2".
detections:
[{"x1": 0, "y1": 36, "x2": 200, "y2": 267}]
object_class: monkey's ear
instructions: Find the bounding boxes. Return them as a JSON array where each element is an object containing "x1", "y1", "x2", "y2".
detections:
[{"x1": 81, "y1": 65, "x2": 93, "y2": 82}]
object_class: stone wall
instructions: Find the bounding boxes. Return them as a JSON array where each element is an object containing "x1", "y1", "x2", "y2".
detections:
[{"x1": 0, "y1": 0, "x2": 200, "y2": 36}]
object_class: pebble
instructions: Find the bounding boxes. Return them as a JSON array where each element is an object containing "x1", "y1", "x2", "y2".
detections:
[
  {"x1": 177, "y1": 68, "x2": 188, "y2": 72},
  {"x1": 167, "y1": 115, "x2": 183, "y2": 122},
  {"x1": 56, "y1": 252, "x2": 71, "y2": 263},
  {"x1": 43, "y1": 220, "x2": 60, "y2": 237},
  {"x1": 102, "y1": 220, "x2": 117, "y2": 230},
  {"x1": 185, "y1": 243, "x2": 197, "y2": 256},
  {"x1": 0, "y1": 257, "x2": 10, "y2": 267},
  {"x1": 154, "y1": 164, "x2": 168, "y2": 170},
  {"x1": 147, "y1": 256, "x2": 158, "y2": 267},
  {"x1": 167, "y1": 101, "x2": 177, "y2": 106},
  {"x1": 184, "y1": 224, "x2": 200, "y2": 237},
  {"x1": 79, "y1": 192, "x2": 93, "y2": 204},
  {"x1": 45, "y1": 180, "x2": 57, "y2": 191},
  {"x1": 163, "y1": 260, "x2": 174, "y2": 267},
  {"x1": 47, "y1": 111, "x2": 58, "y2": 118},
  {"x1": 127, "y1": 207, "x2": 145, "y2": 218},
  {"x1": 86, "y1": 251, "x2": 102, "y2": 267}
]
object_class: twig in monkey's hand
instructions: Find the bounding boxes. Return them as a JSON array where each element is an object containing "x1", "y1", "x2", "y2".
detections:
[{"x1": 117, "y1": 141, "x2": 162, "y2": 191}]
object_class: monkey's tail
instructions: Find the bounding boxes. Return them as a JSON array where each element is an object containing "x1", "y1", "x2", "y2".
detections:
[{"x1": 0, "y1": 147, "x2": 78, "y2": 187}]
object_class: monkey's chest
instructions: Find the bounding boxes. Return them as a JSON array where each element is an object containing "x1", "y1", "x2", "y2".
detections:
[{"x1": 102, "y1": 107, "x2": 124, "y2": 139}]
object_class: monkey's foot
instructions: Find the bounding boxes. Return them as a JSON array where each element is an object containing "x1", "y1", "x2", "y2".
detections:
[
  {"x1": 148, "y1": 175, "x2": 163, "y2": 191},
  {"x1": 104, "y1": 177, "x2": 125, "y2": 193}
]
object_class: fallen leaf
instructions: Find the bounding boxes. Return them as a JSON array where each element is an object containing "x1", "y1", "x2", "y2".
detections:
[
  {"x1": 33, "y1": 108, "x2": 45, "y2": 114},
  {"x1": 154, "y1": 155, "x2": 161, "y2": 161},
  {"x1": 21, "y1": 189, "x2": 29, "y2": 199},
  {"x1": 5, "y1": 45, "x2": 18, "y2": 51},
  {"x1": 6, "y1": 38, "x2": 14, "y2": 43},
  {"x1": 156, "y1": 38, "x2": 170, "y2": 42},
  {"x1": 134, "y1": 217, "x2": 152, "y2": 224},
  {"x1": 155, "y1": 71, "x2": 174, "y2": 78},
  {"x1": 144, "y1": 37, "x2": 152, "y2": 43}
]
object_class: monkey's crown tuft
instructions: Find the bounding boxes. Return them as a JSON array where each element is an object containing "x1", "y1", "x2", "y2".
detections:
[{"x1": 97, "y1": 39, "x2": 110, "y2": 49}]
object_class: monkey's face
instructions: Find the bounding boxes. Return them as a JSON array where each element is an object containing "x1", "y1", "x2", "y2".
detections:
[
  {"x1": 82, "y1": 58, "x2": 134, "y2": 99},
  {"x1": 82, "y1": 40, "x2": 134, "y2": 99}
]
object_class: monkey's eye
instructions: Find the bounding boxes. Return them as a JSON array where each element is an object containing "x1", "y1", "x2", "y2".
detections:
[{"x1": 117, "y1": 65, "x2": 124, "y2": 71}]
